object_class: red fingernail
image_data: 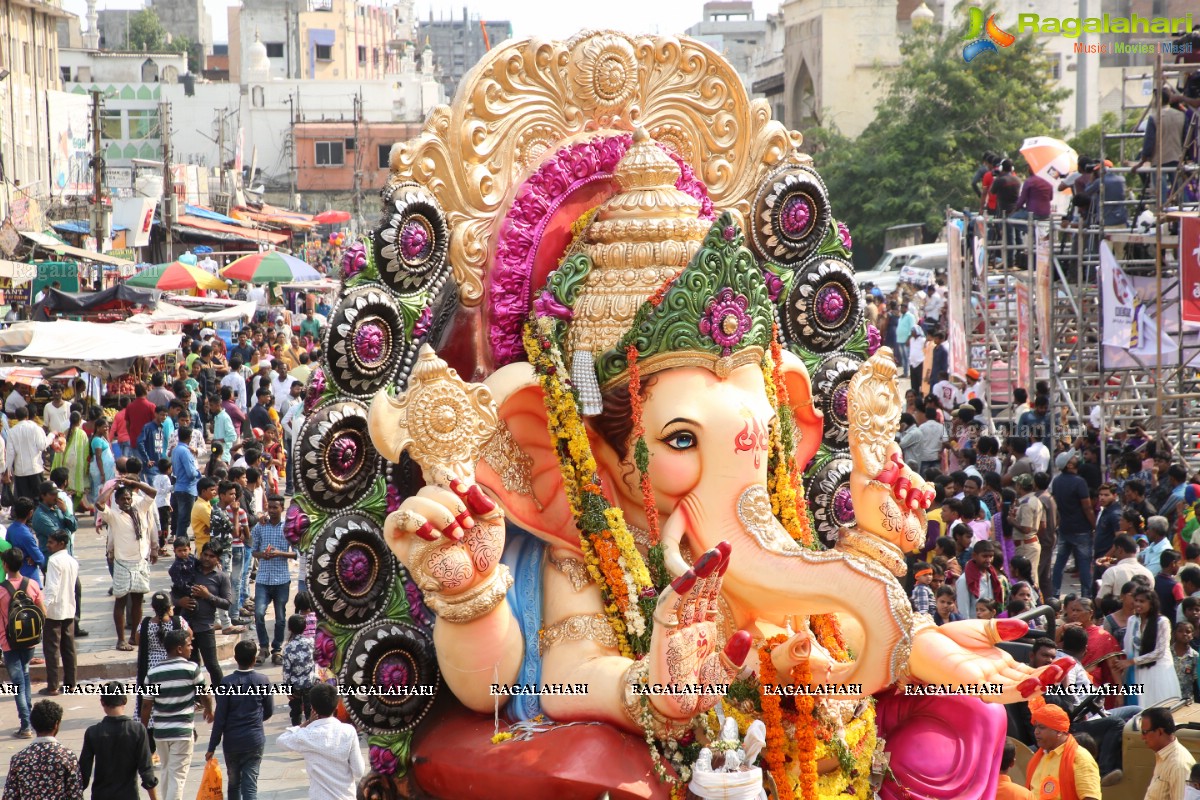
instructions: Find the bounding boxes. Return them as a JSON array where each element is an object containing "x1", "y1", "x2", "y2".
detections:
[
  {"x1": 922, "y1": 489, "x2": 935, "y2": 508},
  {"x1": 694, "y1": 551, "x2": 719, "y2": 578},
  {"x1": 671, "y1": 572, "x2": 697, "y2": 594},
  {"x1": 466, "y1": 485, "x2": 496, "y2": 514},
  {"x1": 449, "y1": 478, "x2": 465, "y2": 494},
  {"x1": 443, "y1": 521, "x2": 463, "y2": 540},
  {"x1": 414, "y1": 522, "x2": 437, "y2": 542},
  {"x1": 718, "y1": 551, "x2": 732, "y2": 576},
  {"x1": 908, "y1": 495, "x2": 921, "y2": 511},
  {"x1": 454, "y1": 510, "x2": 475, "y2": 530},
  {"x1": 724, "y1": 631, "x2": 752, "y2": 665},
  {"x1": 1039, "y1": 666, "x2": 1063, "y2": 687},
  {"x1": 995, "y1": 619, "x2": 1029, "y2": 641},
  {"x1": 1017, "y1": 677, "x2": 1040, "y2": 698},
  {"x1": 715, "y1": 541, "x2": 732, "y2": 559},
  {"x1": 1051, "y1": 656, "x2": 1076, "y2": 674}
]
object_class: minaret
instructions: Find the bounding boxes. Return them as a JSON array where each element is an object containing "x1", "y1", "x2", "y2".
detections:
[{"x1": 84, "y1": 0, "x2": 99, "y2": 49}]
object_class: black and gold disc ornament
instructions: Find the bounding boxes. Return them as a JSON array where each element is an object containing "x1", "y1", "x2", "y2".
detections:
[
  {"x1": 295, "y1": 400, "x2": 381, "y2": 512},
  {"x1": 308, "y1": 511, "x2": 395, "y2": 628},
  {"x1": 340, "y1": 620, "x2": 440, "y2": 733}
]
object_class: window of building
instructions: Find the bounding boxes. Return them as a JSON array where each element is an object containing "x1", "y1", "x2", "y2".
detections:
[
  {"x1": 315, "y1": 140, "x2": 345, "y2": 166},
  {"x1": 265, "y1": 42, "x2": 285, "y2": 58},
  {"x1": 344, "y1": 137, "x2": 356, "y2": 152},
  {"x1": 372, "y1": 48, "x2": 380, "y2": 67},
  {"x1": 252, "y1": 86, "x2": 265, "y2": 107},
  {"x1": 60, "y1": 66, "x2": 70, "y2": 84},
  {"x1": 377, "y1": 143, "x2": 391, "y2": 169},
  {"x1": 357, "y1": 46, "x2": 366, "y2": 65},
  {"x1": 315, "y1": 44, "x2": 333, "y2": 61},
  {"x1": 127, "y1": 108, "x2": 158, "y2": 139},
  {"x1": 100, "y1": 109, "x2": 123, "y2": 140}
]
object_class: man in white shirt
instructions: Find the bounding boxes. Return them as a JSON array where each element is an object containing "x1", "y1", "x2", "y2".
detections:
[
  {"x1": 42, "y1": 386, "x2": 71, "y2": 435},
  {"x1": 1097, "y1": 534, "x2": 1154, "y2": 599},
  {"x1": 278, "y1": 683, "x2": 365, "y2": 800},
  {"x1": 97, "y1": 478, "x2": 158, "y2": 651},
  {"x1": 4, "y1": 385, "x2": 28, "y2": 416},
  {"x1": 269, "y1": 362, "x2": 295, "y2": 413},
  {"x1": 221, "y1": 359, "x2": 249, "y2": 414},
  {"x1": 4, "y1": 406, "x2": 49, "y2": 503},
  {"x1": 41, "y1": 530, "x2": 78, "y2": 694},
  {"x1": 924, "y1": 283, "x2": 946, "y2": 322},
  {"x1": 932, "y1": 376, "x2": 965, "y2": 411},
  {"x1": 913, "y1": 403, "x2": 947, "y2": 473}
]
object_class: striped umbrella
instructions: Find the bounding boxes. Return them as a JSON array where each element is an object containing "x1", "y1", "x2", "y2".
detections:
[
  {"x1": 127, "y1": 261, "x2": 227, "y2": 291},
  {"x1": 220, "y1": 251, "x2": 320, "y2": 284}
]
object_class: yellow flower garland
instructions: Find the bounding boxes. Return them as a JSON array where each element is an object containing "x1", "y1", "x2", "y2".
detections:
[{"x1": 523, "y1": 320, "x2": 654, "y2": 657}]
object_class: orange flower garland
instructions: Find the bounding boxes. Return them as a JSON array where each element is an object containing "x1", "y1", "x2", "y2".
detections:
[
  {"x1": 758, "y1": 634, "x2": 795, "y2": 800},
  {"x1": 810, "y1": 614, "x2": 849, "y2": 663},
  {"x1": 790, "y1": 658, "x2": 817, "y2": 800}
]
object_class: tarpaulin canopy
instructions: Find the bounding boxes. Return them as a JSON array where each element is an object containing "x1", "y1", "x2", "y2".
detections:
[
  {"x1": 173, "y1": 215, "x2": 289, "y2": 246},
  {"x1": 0, "y1": 320, "x2": 181, "y2": 376},
  {"x1": 127, "y1": 298, "x2": 257, "y2": 325},
  {"x1": 36, "y1": 284, "x2": 160, "y2": 314}
]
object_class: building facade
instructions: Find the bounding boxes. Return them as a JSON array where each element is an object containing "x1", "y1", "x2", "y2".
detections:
[
  {"x1": 417, "y1": 9, "x2": 511, "y2": 100},
  {"x1": 684, "y1": 1, "x2": 766, "y2": 89},
  {"x1": 0, "y1": 0, "x2": 76, "y2": 227},
  {"x1": 97, "y1": 0, "x2": 212, "y2": 55}
]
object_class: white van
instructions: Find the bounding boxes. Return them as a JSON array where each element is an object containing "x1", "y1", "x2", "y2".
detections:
[{"x1": 854, "y1": 243, "x2": 948, "y2": 294}]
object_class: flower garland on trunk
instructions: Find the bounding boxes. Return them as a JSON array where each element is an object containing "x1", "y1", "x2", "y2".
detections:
[
  {"x1": 757, "y1": 634, "x2": 795, "y2": 800},
  {"x1": 523, "y1": 318, "x2": 656, "y2": 657}
]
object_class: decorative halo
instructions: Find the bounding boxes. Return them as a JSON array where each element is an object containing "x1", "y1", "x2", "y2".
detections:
[
  {"x1": 374, "y1": 184, "x2": 448, "y2": 294},
  {"x1": 782, "y1": 256, "x2": 863, "y2": 353},
  {"x1": 296, "y1": 400, "x2": 381, "y2": 512},
  {"x1": 811, "y1": 352, "x2": 864, "y2": 450},
  {"x1": 309, "y1": 512, "x2": 396, "y2": 628},
  {"x1": 804, "y1": 456, "x2": 855, "y2": 547},
  {"x1": 341, "y1": 620, "x2": 440, "y2": 734},
  {"x1": 750, "y1": 165, "x2": 832, "y2": 267},
  {"x1": 324, "y1": 285, "x2": 408, "y2": 398}
]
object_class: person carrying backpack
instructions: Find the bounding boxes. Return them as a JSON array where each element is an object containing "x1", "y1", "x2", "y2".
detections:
[{"x1": 0, "y1": 546, "x2": 46, "y2": 738}]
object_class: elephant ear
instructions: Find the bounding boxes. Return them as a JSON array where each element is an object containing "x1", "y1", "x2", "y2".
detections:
[
  {"x1": 779, "y1": 349, "x2": 824, "y2": 474},
  {"x1": 477, "y1": 363, "x2": 594, "y2": 551}
]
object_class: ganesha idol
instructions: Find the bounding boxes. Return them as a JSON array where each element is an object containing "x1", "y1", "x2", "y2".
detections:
[{"x1": 288, "y1": 31, "x2": 1069, "y2": 800}]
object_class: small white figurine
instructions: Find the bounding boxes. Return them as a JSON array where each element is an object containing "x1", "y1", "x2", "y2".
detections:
[
  {"x1": 696, "y1": 747, "x2": 713, "y2": 773},
  {"x1": 742, "y1": 720, "x2": 767, "y2": 766},
  {"x1": 721, "y1": 717, "x2": 739, "y2": 744},
  {"x1": 724, "y1": 750, "x2": 742, "y2": 772}
]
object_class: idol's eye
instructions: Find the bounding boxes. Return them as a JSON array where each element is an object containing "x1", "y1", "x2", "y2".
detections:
[{"x1": 661, "y1": 431, "x2": 697, "y2": 451}]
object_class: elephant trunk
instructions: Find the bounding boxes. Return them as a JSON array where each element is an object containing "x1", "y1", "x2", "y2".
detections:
[{"x1": 668, "y1": 482, "x2": 910, "y2": 696}]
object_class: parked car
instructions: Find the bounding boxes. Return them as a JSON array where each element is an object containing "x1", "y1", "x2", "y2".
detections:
[{"x1": 855, "y1": 243, "x2": 949, "y2": 294}]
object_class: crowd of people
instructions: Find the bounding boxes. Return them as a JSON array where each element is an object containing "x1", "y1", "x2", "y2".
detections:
[{"x1": 0, "y1": 303, "x2": 372, "y2": 799}]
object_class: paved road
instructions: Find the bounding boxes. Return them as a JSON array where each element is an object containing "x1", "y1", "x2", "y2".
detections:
[{"x1": 0, "y1": 508, "x2": 338, "y2": 799}]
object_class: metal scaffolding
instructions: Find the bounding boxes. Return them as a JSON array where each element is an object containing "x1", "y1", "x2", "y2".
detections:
[{"x1": 952, "y1": 54, "x2": 1199, "y2": 471}]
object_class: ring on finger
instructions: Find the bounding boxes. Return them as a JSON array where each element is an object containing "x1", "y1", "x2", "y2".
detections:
[{"x1": 395, "y1": 509, "x2": 424, "y2": 532}]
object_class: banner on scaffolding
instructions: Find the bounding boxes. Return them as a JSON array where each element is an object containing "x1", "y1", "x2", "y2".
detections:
[
  {"x1": 945, "y1": 222, "x2": 968, "y2": 379},
  {"x1": 1100, "y1": 242, "x2": 1188, "y2": 369},
  {"x1": 1183, "y1": 216, "x2": 1200, "y2": 326},
  {"x1": 1015, "y1": 283, "x2": 1031, "y2": 390},
  {"x1": 1034, "y1": 222, "x2": 1053, "y2": 364}
]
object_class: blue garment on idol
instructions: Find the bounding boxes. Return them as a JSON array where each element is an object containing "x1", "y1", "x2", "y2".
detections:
[{"x1": 500, "y1": 526, "x2": 546, "y2": 722}]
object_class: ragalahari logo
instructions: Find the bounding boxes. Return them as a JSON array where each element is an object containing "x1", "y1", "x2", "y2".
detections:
[{"x1": 962, "y1": 8, "x2": 1016, "y2": 62}]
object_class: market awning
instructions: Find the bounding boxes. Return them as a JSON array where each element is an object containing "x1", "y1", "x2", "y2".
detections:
[
  {"x1": 127, "y1": 298, "x2": 257, "y2": 325},
  {"x1": 38, "y1": 284, "x2": 160, "y2": 314},
  {"x1": 232, "y1": 207, "x2": 316, "y2": 231},
  {"x1": 0, "y1": 260, "x2": 35, "y2": 286},
  {"x1": 4, "y1": 319, "x2": 181, "y2": 362},
  {"x1": 18, "y1": 231, "x2": 134, "y2": 266},
  {"x1": 174, "y1": 215, "x2": 289, "y2": 246}
]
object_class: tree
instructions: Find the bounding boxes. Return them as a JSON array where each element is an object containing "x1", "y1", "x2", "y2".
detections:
[
  {"x1": 127, "y1": 8, "x2": 167, "y2": 52},
  {"x1": 810, "y1": 5, "x2": 1069, "y2": 265}
]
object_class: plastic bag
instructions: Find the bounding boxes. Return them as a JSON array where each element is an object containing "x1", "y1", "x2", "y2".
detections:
[{"x1": 196, "y1": 758, "x2": 223, "y2": 800}]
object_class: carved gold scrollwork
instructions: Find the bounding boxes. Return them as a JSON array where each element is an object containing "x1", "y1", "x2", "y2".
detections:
[{"x1": 385, "y1": 31, "x2": 807, "y2": 308}]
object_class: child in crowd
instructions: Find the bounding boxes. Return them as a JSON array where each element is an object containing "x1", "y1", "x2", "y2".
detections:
[
  {"x1": 1185, "y1": 763, "x2": 1200, "y2": 800},
  {"x1": 929, "y1": 564, "x2": 946, "y2": 594},
  {"x1": 1173, "y1": 620, "x2": 1199, "y2": 703},
  {"x1": 282, "y1": 614, "x2": 316, "y2": 725},
  {"x1": 294, "y1": 592, "x2": 317, "y2": 641},
  {"x1": 152, "y1": 458, "x2": 174, "y2": 556},
  {"x1": 933, "y1": 585, "x2": 962, "y2": 627},
  {"x1": 168, "y1": 537, "x2": 197, "y2": 599},
  {"x1": 975, "y1": 599, "x2": 999, "y2": 620},
  {"x1": 911, "y1": 564, "x2": 934, "y2": 616}
]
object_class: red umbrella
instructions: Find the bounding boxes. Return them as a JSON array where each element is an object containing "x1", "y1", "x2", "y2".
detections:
[{"x1": 313, "y1": 210, "x2": 351, "y2": 224}]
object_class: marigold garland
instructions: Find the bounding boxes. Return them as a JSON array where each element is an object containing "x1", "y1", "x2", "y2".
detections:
[
  {"x1": 758, "y1": 634, "x2": 795, "y2": 800},
  {"x1": 789, "y1": 659, "x2": 818, "y2": 800},
  {"x1": 523, "y1": 320, "x2": 655, "y2": 657}
]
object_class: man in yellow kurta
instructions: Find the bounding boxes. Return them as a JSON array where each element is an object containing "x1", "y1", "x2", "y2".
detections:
[{"x1": 1025, "y1": 695, "x2": 1101, "y2": 800}]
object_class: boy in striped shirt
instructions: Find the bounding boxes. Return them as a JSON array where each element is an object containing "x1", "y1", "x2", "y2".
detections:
[{"x1": 140, "y1": 629, "x2": 213, "y2": 800}]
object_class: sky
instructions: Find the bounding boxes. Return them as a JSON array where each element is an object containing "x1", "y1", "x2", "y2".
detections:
[{"x1": 62, "y1": 0, "x2": 780, "y2": 47}]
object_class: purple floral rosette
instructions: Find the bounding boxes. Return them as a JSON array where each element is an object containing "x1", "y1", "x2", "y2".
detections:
[
  {"x1": 342, "y1": 242, "x2": 368, "y2": 280},
  {"x1": 314, "y1": 628, "x2": 337, "y2": 668},
  {"x1": 370, "y1": 745, "x2": 399, "y2": 776}
]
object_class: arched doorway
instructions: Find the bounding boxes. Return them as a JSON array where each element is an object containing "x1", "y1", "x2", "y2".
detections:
[{"x1": 791, "y1": 60, "x2": 818, "y2": 129}]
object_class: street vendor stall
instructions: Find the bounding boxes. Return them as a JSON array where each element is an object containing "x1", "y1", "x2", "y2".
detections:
[{"x1": 0, "y1": 319, "x2": 181, "y2": 378}]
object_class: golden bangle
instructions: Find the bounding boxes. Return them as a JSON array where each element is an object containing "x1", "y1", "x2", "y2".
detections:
[
  {"x1": 539, "y1": 613, "x2": 618, "y2": 656},
  {"x1": 423, "y1": 564, "x2": 513, "y2": 624}
]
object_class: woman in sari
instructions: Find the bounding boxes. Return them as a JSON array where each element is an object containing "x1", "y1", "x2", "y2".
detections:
[
  {"x1": 54, "y1": 411, "x2": 93, "y2": 512},
  {"x1": 88, "y1": 417, "x2": 117, "y2": 506}
]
